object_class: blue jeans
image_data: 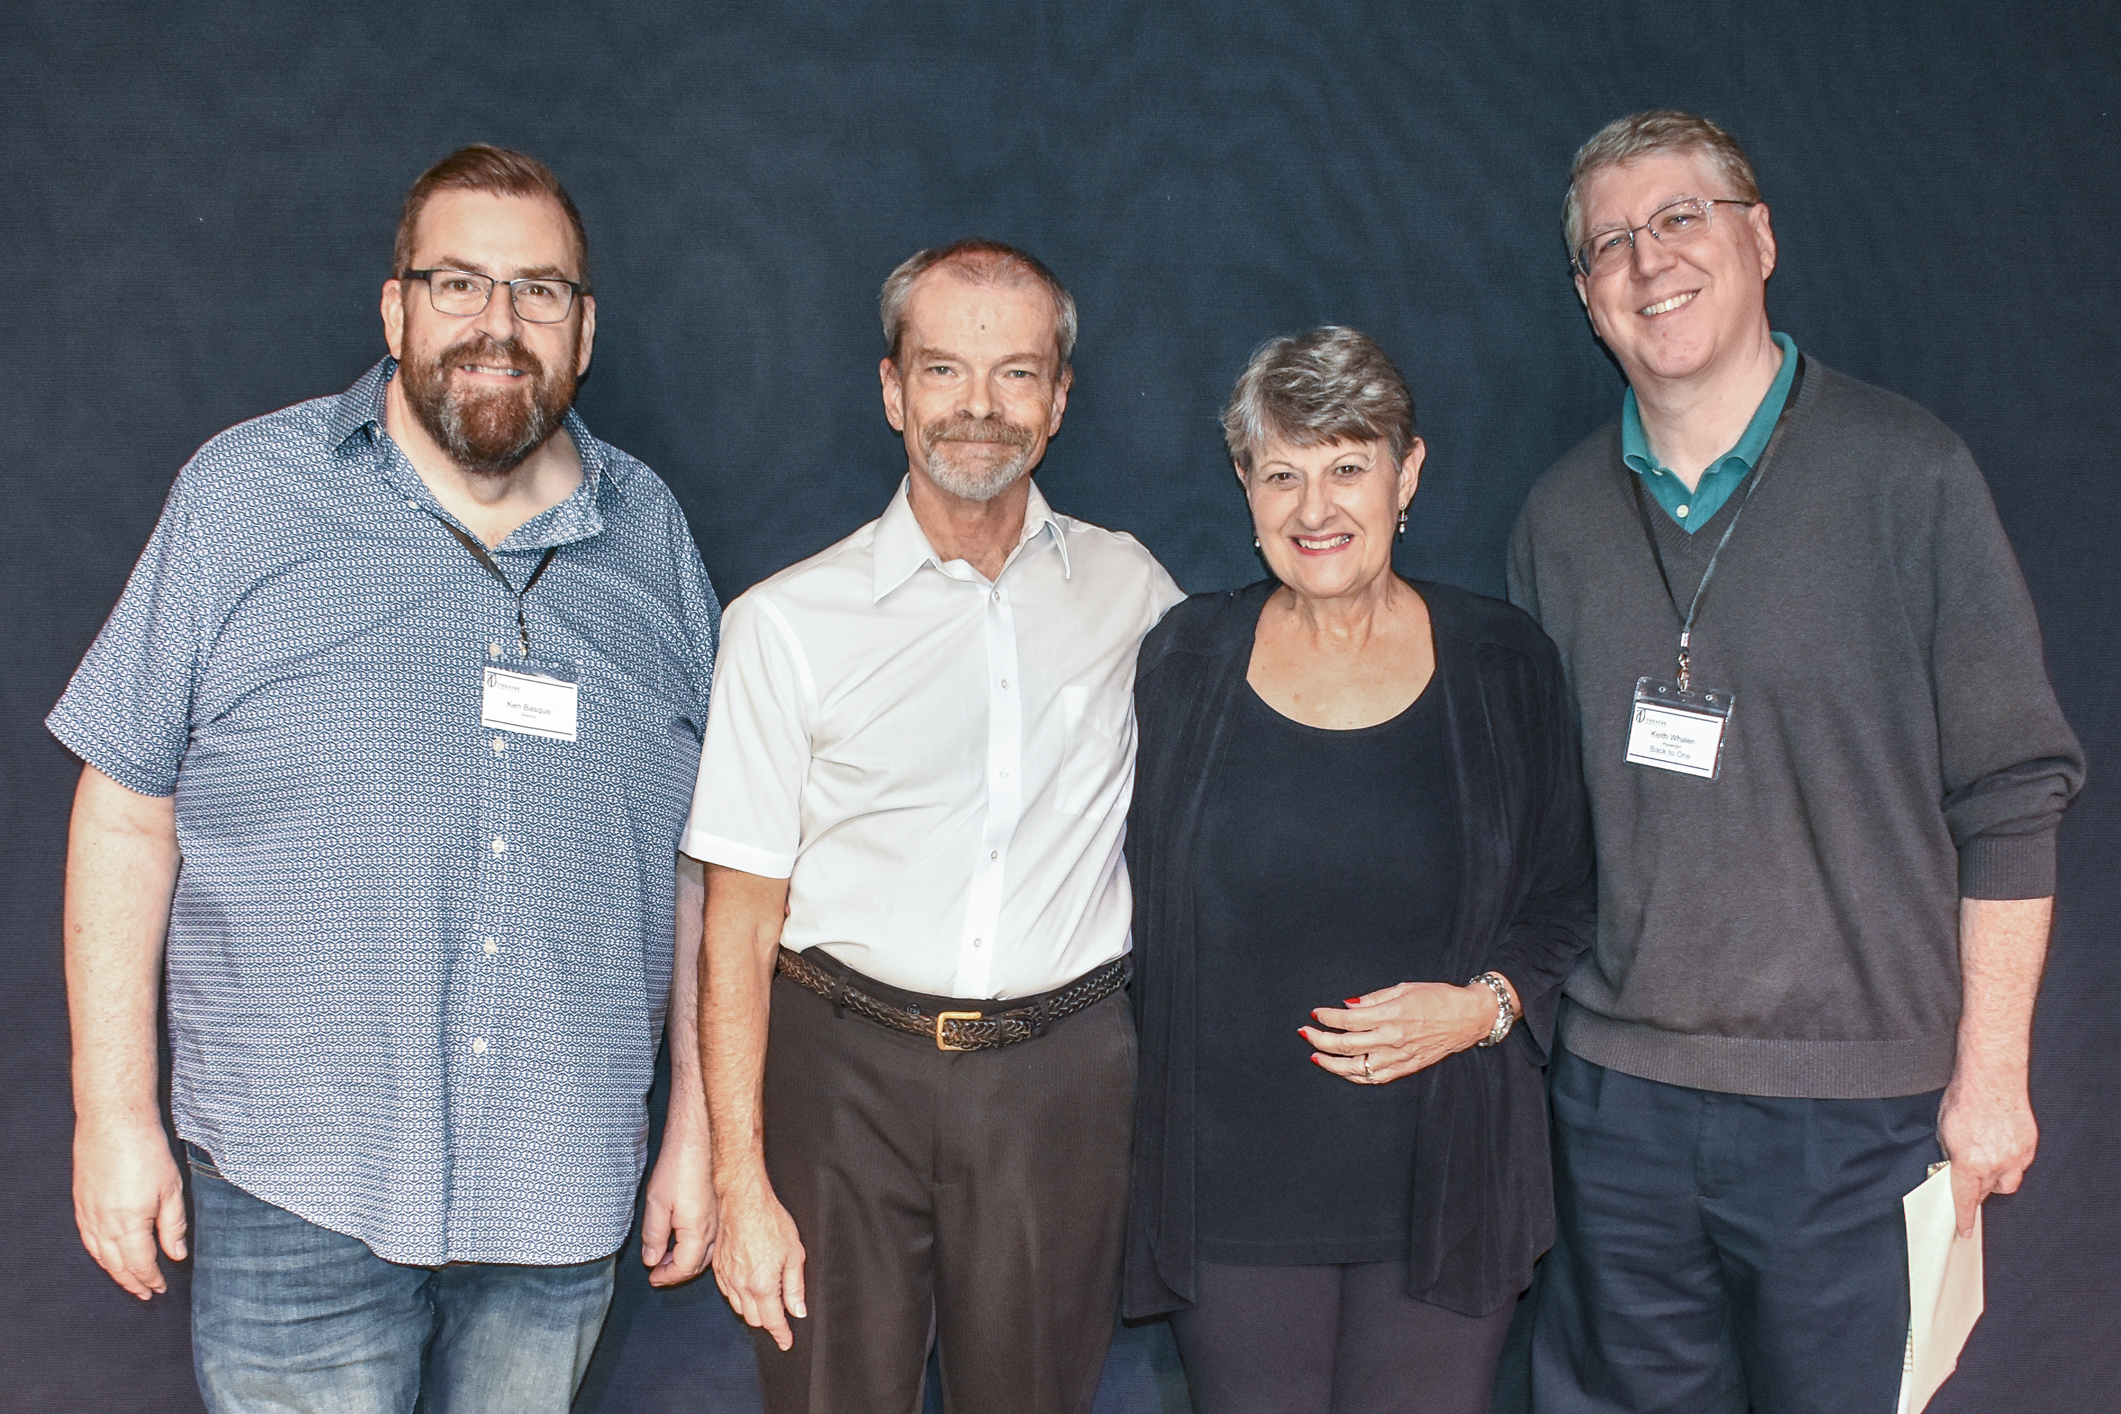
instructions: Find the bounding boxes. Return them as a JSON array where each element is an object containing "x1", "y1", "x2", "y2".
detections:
[
  {"x1": 1529, "y1": 1048, "x2": 1942, "y2": 1414},
  {"x1": 186, "y1": 1145, "x2": 616, "y2": 1414}
]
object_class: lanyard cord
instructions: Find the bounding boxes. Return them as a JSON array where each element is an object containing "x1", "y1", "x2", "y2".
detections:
[
  {"x1": 1629, "y1": 466, "x2": 1766, "y2": 693},
  {"x1": 426, "y1": 511, "x2": 558, "y2": 658},
  {"x1": 1628, "y1": 359, "x2": 1804, "y2": 692}
]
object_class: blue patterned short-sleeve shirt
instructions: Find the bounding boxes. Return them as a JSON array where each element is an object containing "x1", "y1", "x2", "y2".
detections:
[{"x1": 48, "y1": 360, "x2": 720, "y2": 1266}]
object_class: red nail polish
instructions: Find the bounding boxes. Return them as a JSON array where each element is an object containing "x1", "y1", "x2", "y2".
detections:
[{"x1": 1344, "y1": 997, "x2": 1362, "y2": 1006}]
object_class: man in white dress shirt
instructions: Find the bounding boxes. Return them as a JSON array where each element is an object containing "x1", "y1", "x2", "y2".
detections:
[{"x1": 684, "y1": 239, "x2": 1183, "y2": 1414}]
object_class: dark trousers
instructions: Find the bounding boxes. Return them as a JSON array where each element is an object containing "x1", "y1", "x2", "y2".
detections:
[
  {"x1": 1170, "y1": 1259, "x2": 1515, "y2": 1414},
  {"x1": 1530, "y1": 1046, "x2": 1942, "y2": 1414},
  {"x1": 754, "y1": 971, "x2": 1135, "y2": 1414}
]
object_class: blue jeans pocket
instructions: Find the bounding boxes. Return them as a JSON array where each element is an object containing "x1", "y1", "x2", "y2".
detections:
[{"x1": 183, "y1": 1141, "x2": 224, "y2": 1179}]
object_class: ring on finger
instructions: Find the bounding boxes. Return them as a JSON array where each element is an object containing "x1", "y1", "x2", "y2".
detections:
[{"x1": 1361, "y1": 1053, "x2": 1374, "y2": 1082}]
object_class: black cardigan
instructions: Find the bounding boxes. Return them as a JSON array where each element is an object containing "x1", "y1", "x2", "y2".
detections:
[{"x1": 1123, "y1": 579, "x2": 1596, "y2": 1318}]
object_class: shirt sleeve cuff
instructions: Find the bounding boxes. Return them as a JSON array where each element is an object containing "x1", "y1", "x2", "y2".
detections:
[
  {"x1": 677, "y1": 829, "x2": 795, "y2": 881},
  {"x1": 44, "y1": 711, "x2": 178, "y2": 799},
  {"x1": 1958, "y1": 828, "x2": 2058, "y2": 900}
]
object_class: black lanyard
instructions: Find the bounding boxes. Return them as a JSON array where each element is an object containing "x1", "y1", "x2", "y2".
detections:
[
  {"x1": 427, "y1": 511, "x2": 557, "y2": 658},
  {"x1": 1628, "y1": 362, "x2": 1802, "y2": 693}
]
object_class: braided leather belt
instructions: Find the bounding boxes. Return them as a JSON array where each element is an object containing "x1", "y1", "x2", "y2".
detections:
[{"x1": 775, "y1": 947, "x2": 1129, "y2": 1051}]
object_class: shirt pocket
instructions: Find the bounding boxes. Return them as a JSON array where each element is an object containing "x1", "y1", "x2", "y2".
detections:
[{"x1": 1055, "y1": 684, "x2": 1134, "y2": 816}]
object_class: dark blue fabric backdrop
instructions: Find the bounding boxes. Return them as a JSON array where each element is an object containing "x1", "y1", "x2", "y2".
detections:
[{"x1": 4, "y1": 2, "x2": 2115, "y2": 1409}]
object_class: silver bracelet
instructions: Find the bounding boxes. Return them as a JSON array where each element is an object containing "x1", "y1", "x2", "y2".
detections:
[{"x1": 1468, "y1": 971, "x2": 1514, "y2": 1048}]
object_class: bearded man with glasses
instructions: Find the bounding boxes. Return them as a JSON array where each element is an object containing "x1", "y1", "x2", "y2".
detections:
[
  {"x1": 50, "y1": 145, "x2": 721, "y2": 1413},
  {"x1": 1508, "y1": 111, "x2": 2082, "y2": 1412}
]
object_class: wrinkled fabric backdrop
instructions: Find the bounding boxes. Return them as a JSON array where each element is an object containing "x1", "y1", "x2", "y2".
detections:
[{"x1": 4, "y1": 3, "x2": 2115, "y2": 1410}]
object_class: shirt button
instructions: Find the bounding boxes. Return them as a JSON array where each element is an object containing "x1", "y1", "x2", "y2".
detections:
[
  {"x1": 471, "y1": 1037, "x2": 488, "y2": 1054},
  {"x1": 492, "y1": 736, "x2": 507, "y2": 754},
  {"x1": 973, "y1": 938, "x2": 983, "y2": 948},
  {"x1": 492, "y1": 837, "x2": 507, "y2": 855},
  {"x1": 489, "y1": 642, "x2": 502, "y2": 659},
  {"x1": 990, "y1": 850, "x2": 999, "y2": 860},
  {"x1": 1000, "y1": 679, "x2": 1009, "y2": 689},
  {"x1": 1676, "y1": 504, "x2": 1690, "y2": 518},
  {"x1": 407, "y1": 498, "x2": 419, "y2": 510},
  {"x1": 483, "y1": 938, "x2": 498, "y2": 955}
]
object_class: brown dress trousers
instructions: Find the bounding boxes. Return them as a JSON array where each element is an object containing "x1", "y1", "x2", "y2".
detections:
[{"x1": 754, "y1": 969, "x2": 1135, "y2": 1414}]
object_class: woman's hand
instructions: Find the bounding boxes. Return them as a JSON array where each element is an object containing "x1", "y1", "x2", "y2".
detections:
[{"x1": 1300, "y1": 979, "x2": 1513, "y2": 1085}]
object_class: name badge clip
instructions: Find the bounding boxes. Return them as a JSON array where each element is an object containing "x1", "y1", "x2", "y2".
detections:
[{"x1": 1625, "y1": 674, "x2": 1733, "y2": 780}]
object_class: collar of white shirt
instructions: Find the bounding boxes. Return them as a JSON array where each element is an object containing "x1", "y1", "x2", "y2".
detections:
[{"x1": 871, "y1": 475, "x2": 1074, "y2": 603}]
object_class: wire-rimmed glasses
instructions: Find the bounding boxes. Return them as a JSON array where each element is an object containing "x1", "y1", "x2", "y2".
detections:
[{"x1": 1573, "y1": 198, "x2": 1758, "y2": 279}]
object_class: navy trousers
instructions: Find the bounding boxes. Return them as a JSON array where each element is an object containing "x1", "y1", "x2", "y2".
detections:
[{"x1": 1530, "y1": 1046, "x2": 1942, "y2": 1414}]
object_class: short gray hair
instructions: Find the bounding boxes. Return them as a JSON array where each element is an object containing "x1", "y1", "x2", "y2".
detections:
[
  {"x1": 1222, "y1": 326, "x2": 1416, "y2": 473},
  {"x1": 879, "y1": 238, "x2": 1078, "y2": 369},
  {"x1": 1561, "y1": 110, "x2": 1762, "y2": 257}
]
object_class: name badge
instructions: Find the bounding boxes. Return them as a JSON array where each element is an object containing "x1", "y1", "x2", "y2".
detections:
[
  {"x1": 1625, "y1": 676, "x2": 1733, "y2": 780},
  {"x1": 482, "y1": 661, "x2": 579, "y2": 741}
]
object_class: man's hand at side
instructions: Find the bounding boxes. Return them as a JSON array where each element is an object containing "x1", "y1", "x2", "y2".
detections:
[
  {"x1": 65, "y1": 764, "x2": 184, "y2": 1298},
  {"x1": 642, "y1": 852, "x2": 718, "y2": 1286},
  {"x1": 1939, "y1": 895, "x2": 2052, "y2": 1236},
  {"x1": 711, "y1": 1167, "x2": 807, "y2": 1351},
  {"x1": 699, "y1": 862, "x2": 804, "y2": 1348},
  {"x1": 74, "y1": 1115, "x2": 187, "y2": 1299},
  {"x1": 641, "y1": 1125, "x2": 717, "y2": 1287}
]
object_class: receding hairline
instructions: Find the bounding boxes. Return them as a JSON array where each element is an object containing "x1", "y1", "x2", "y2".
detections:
[
  {"x1": 880, "y1": 238, "x2": 1078, "y2": 368},
  {"x1": 893, "y1": 260, "x2": 1069, "y2": 362}
]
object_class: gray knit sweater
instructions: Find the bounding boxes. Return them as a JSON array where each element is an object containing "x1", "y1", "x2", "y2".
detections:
[{"x1": 1508, "y1": 360, "x2": 2084, "y2": 1099}]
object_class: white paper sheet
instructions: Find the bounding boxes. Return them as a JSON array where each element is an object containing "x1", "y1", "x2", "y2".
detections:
[{"x1": 1897, "y1": 1161, "x2": 1985, "y2": 1414}]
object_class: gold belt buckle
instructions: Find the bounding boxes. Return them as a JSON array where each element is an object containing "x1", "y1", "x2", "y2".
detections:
[{"x1": 934, "y1": 1010, "x2": 983, "y2": 1051}]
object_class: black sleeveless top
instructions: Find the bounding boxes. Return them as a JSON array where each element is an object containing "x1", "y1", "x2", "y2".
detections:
[{"x1": 1191, "y1": 677, "x2": 1459, "y2": 1265}]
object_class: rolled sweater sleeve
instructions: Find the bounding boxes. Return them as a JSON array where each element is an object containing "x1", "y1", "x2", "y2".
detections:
[{"x1": 1917, "y1": 442, "x2": 2085, "y2": 898}]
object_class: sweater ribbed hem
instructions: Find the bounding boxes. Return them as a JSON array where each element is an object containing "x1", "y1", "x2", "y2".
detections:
[
  {"x1": 1559, "y1": 1006, "x2": 1954, "y2": 1100},
  {"x1": 1958, "y1": 828, "x2": 2059, "y2": 899}
]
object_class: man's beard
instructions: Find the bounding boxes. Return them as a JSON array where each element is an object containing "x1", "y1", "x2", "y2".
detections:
[
  {"x1": 399, "y1": 331, "x2": 577, "y2": 478},
  {"x1": 920, "y1": 414, "x2": 1038, "y2": 502}
]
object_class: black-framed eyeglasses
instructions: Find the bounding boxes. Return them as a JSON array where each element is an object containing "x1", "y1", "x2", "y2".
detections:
[
  {"x1": 400, "y1": 268, "x2": 588, "y2": 323},
  {"x1": 1572, "y1": 197, "x2": 1758, "y2": 279}
]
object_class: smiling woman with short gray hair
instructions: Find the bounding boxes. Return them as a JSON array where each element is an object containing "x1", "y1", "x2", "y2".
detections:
[{"x1": 1123, "y1": 326, "x2": 1597, "y2": 1414}]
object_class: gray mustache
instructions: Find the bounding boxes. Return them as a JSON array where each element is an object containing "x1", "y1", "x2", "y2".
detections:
[{"x1": 924, "y1": 418, "x2": 1033, "y2": 448}]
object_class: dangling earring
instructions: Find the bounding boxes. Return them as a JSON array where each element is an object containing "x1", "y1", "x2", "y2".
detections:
[{"x1": 1396, "y1": 506, "x2": 1408, "y2": 541}]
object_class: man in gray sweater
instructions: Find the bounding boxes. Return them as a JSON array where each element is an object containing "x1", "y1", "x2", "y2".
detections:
[{"x1": 1508, "y1": 111, "x2": 2084, "y2": 1413}]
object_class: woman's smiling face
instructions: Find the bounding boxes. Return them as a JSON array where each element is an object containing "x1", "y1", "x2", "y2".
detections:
[{"x1": 1239, "y1": 433, "x2": 1423, "y2": 604}]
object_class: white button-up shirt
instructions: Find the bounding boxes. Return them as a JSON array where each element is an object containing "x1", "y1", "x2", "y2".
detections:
[{"x1": 682, "y1": 477, "x2": 1182, "y2": 998}]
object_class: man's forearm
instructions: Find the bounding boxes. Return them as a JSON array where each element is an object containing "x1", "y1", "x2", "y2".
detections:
[
  {"x1": 66, "y1": 766, "x2": 181, "y2": 1131},
  {"x1": 700, "y1": 864, "x2": 791, "y2": 1189},
  {"x1": 65, "y1": 764, "x2": 189, "y2": 1298},
  {"x1": 1953, "y1": 895, "x2": 2053, "y2": 1089},
  {"x1": 665, "y1": 852, "x2": 711, "y2": 1145},
  {"x1": 1938, "y1": 894, "x2": 2053, "y2": 1232}
]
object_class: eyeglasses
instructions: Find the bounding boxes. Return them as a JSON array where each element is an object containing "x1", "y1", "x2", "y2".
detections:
[
  {"x1": 400, "y1": 268, "x2": 587, "y2": 323},
  {"x1": 1573, "y1": 198, "x2": 1758, "y2": 279}
]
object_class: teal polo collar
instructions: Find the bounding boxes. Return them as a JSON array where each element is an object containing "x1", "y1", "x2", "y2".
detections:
[{"x1": 1622, "y1": 331, "x2": 1798, "y2": 533}]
